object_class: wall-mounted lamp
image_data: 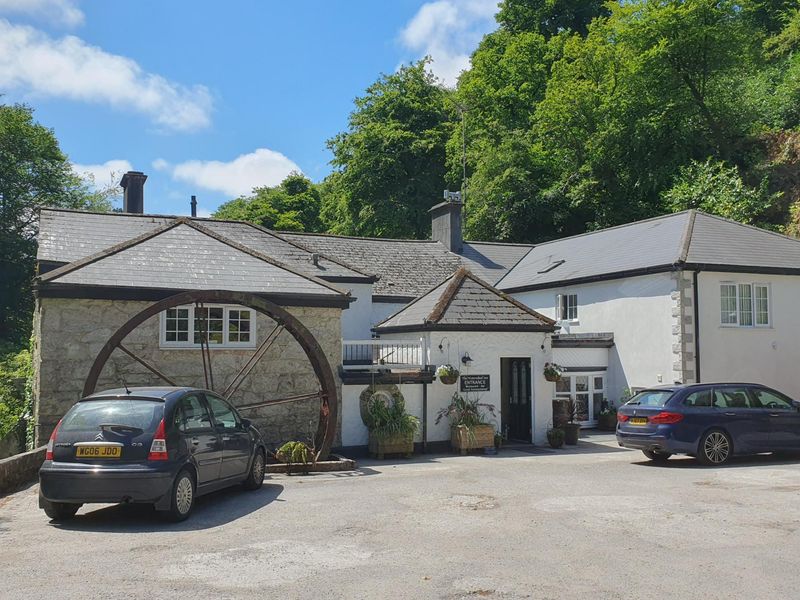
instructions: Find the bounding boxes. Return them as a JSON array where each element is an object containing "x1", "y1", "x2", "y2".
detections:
[
  {"x1": 461, "y1": 352, "x2": 473, "y2": 366},
  {"x1": 438, "y1": 337, "x2": 450, "y2": 352}
]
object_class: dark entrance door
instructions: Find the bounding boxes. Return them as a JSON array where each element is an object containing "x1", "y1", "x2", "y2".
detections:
[{"x1": 501, "y1": 358, "x2": 532, "y2": 442}]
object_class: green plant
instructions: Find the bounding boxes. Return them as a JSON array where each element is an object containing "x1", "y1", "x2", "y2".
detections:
[
  {"x1": 0, "y1": 342, "x2": 32, "y2": 440},
  {"x1": 276, "y1": 441, "x2": 312, "y2": 466},
  {"x1": 547, "y1": 427, "x2": 565, "y2": 448},
  {"x1": 599, "y1": 398, "x2": 616, "y2": 416},
  {"x1": 543, "y1": 362, "x2": 563, "y2": 381},
  {"x1": 565, "y1": 398, "x2": 578, "y2": 424},
  {"x1": 435, "y1": 392, "x2": 496, "y2": 430},
  {"x1": 364, "y1": 393, "x2": 419, "y2": 440}
]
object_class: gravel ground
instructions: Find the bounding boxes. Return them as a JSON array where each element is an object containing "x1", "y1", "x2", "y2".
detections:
[{"x1": 2, "y1": 434, "x2": 799, "y2": 600}]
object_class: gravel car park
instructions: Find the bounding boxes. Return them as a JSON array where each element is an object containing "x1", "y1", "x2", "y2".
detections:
[{"x1": 3, "y1": 435, "x2": 800, "y2": 600}]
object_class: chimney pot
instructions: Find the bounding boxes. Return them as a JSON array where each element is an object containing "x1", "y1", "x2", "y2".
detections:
[
  {"x1": 120, "y1": 171, "x2": 147, "y2": 214},
  {"x1": 190, "y1": 195, "x2": 197, "y2": 218}
]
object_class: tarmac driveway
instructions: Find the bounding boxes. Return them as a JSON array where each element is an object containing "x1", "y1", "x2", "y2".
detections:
[{"x1": 2, "y1": 434, "x2": 800, "y2": 599}]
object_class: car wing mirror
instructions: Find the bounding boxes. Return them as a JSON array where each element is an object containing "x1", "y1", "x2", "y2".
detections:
[{"x1": 241, "y1": 418, "x2": 252, "y2": 429}]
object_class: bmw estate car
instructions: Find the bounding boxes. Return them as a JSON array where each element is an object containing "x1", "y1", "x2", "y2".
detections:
[
  {"x1": 39, "y1": 387, "x2": 267, "y2": 521},
  {"x1": 616, "y1": 383, "x2": 800, "y2": 465}
]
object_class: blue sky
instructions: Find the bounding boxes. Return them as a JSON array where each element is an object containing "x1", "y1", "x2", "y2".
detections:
[{"x1": 0, "y1": 0, "x2": 499, "y2": 216}]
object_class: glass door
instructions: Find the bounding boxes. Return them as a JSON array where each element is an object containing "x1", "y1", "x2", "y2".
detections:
[{"x1": 554, "y1": 372, "x2": 606, "y2": 427}]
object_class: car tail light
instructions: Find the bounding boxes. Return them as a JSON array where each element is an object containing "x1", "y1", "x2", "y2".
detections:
[
  {"x1": 617, "y1": 413, "x2": 629, "y2": 423},
  {"x1": 148, "y1": 418, "x2": 168, "y2": 461},
  {"x1": 650, "y1": 411, "x2": 684, "y2": 425},
  {"x1": 45, "y1": 419, "x2": 62, "y2": 461}
]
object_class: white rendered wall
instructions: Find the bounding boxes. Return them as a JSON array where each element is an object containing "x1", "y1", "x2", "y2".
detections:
[
  {"x1": 696, "y1": 271, "x2": 800, "y2": 399},
  {"x1": 513, "y1": 273, "x2": 677, "y2": 403},
  {"x1": 338, "y1": 282, "x2": 375, "y2": 340},
  {"x1": 341, "y1": 329, "x2": 554, "y2": 446}
]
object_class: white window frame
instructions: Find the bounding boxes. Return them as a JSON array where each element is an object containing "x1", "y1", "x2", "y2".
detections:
[
  {"x1": 159, "y1": 304, "x2": 257, "y2": 349},
  {"x1": 554, "y1": 371, "x2": 606, "y2": 425},
  {"x1": 719, "y1": 282, "x2": 771, "y2": 328},
  {"x1": 556, "y1": 293, "x2": 578, "y2": 322}
]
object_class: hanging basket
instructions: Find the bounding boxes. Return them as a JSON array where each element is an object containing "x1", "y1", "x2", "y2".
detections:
[
  {"x1": 436, "y1": 364, "x2": 460, "y2": 385},
  {"x1": 543, "y1": 362, "x2": 563, "y2": 382}
]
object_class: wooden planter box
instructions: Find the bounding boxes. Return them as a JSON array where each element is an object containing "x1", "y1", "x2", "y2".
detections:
[
  {"x1": 368, "y1": 432, "x2": 414, "y2": 459},
  {"x1": 451, "y1": 424, "x2": 495, "y2": 455},
  {"x1": 598, "y1": 412, "x2": 617, "y2": 431}
]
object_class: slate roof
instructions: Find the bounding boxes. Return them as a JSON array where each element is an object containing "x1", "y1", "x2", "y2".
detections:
[
  {"x1": 373, "y1": 268, "x2": 556, "y2": 333},
  {"x1": 37, "y1": 209, "x2": 372, "y2": 282},
  {"x1": 496, "y1": 210, "x2": 800, "y2": 292},
  {"x1": 279, "y1": 232, "x2": 531, "y2": 297},
  {"x1": 38, "y1": 219, "x2": 347, "y2": 298}
]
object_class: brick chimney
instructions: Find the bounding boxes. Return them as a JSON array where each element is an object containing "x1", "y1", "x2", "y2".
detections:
[
  {"x1": 430, "y1": 190, "x2": 463, "y2": 253},
  {"x1": 120, "y1": 171, "x2": 147, "y2": 214}
]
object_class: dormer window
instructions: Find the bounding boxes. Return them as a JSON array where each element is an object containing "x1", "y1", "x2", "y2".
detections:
[{"x1": 557, "y1": 293, "x2": 578, "y2": 321}]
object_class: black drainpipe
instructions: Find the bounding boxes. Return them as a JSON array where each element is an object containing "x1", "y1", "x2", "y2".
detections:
[
  {"x1": 693, "y1": 270, "x2": 701, "y2": 382},
  {"x1": 422, "y1": 382, "x2": 428, "y2": 453}
]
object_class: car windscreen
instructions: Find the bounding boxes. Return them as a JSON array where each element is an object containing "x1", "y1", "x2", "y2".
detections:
[
  {"x1": 60, "y1": 399, "x2": 163, "y2": 433},
  {"x1": 625, "y1": 390, "x2": 675, "y2": 407}
]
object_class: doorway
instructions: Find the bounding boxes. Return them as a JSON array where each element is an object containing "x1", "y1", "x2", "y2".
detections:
[{"x1": 501, "y1": 358, "x2": 532, "y2": 442}]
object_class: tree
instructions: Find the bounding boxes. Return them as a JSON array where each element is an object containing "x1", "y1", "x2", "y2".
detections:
[
  {"x1": 322, "y1": 60, "x2": 455, "y2": 238},
  {"x1": 214, "y1": 172, "x2": 323, "y2": 232},
  {"x1": 0, "y1": 103, "x2": 112, "y2": 345},
  {"x1": 496, "y1": 0, "x2": 609, "y2": 37},
  {"x1": 663, "y1": 159, "x2": 778, "y2": 224}
]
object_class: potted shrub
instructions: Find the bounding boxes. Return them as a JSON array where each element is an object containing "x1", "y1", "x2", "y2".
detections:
[
  {"x1": 364, "y1": 393, "x2": 419, "y2": 459},
  {"x1": 275, "y1": 441, "x2": 314, "y2": 475},
  {"x1": 435, "y1": 364, "x2": 460, "y2": 385},
  {"x1": 543, "y1": 362, "x2": 563, "y2": 382},
  {"x1": 563, "y1": 399, "x2": 581, "y2": 445},
  {"x1": 436, "y1": 392, "x2": 496, "y2": 455},
  {"x1": 547, "y1": 426, "x2": 565, "y2": 449},
  {"x1": 598, "y1": 399, "x2": 617, "y2": 431}
]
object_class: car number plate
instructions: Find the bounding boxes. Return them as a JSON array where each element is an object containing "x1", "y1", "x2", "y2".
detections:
[
  {"x1": 75, "y1": 445, "x2": 121, "y2": 459},
  {"x1": 630, "y1": 417, "x2": 648, "y2": 425}
]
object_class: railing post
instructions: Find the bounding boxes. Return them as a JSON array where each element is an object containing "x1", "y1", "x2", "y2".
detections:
[{"x1": 420, "y1": 337, "x2": 427, "y2": 369}]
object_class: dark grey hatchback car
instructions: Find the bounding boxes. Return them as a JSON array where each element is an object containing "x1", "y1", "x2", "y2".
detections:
[{"x1": 39, "y1": 387, "x2": 267, "y2": 522}]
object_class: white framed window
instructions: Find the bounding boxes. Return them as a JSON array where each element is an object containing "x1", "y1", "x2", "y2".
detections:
[
  {"x1": 554, "y1": 372, "x2": 606, "y2": 424},
  {"x1": 160, "y1": 305, "x2": 256, "y2": 348},
  {"x1": 556, "y1": 293, "x2": 578, "y2": 321},
  {"x1": 720, "y1": 283, "x2": 770, "y2": 328}
]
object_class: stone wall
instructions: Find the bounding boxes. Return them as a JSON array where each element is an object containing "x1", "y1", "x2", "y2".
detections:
[
  {"x1": 671, "y1": 271, "x2": 697, "y2": 385},
  {"x1": 0, "y1": 447, "x2": 46, "y2": 496},
  {"x1": 33, "y1": 298, "x2": 342, "y2": 449}
]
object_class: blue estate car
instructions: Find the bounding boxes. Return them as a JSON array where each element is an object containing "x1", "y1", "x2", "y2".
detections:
[
  {"x1": 39, "y1": 387, "x2": 267, "y2": 522},
  {"x1": 616, "y1": 383, "x2": 800, "y2": 465}
]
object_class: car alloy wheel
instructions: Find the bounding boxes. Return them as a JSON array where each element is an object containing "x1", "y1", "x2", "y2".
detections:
[
  {"x1": 175, "y1": 474, "x2": 193, "y2": 515},
  {"x1": 243, "y1": 450, "x2": 266, "y2": 490},
  {"x1": 702, "y1": 431, "x2": 731, "y2": 465}
]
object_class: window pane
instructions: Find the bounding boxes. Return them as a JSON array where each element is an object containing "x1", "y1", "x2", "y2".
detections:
[
  {"x1": 593, "y1": 392, "x2": 604, "y2": 419},
  {"x1": 738, "y1": 284, "x2": 753, "y2": 326},
  {"x1": 594, "y1": 376, "x2": 604, "y2": 390},
  {"x1": 194, "y1": 307, "x2": 224, "y2": 344},
  {"x1": 567, "y1": 294, "x2": 578, "y2": 320},
  {"x1": 752, "y1": 389, "x2": 793, "y2": 410},
  {"x1": 556, "y1": 376, "x2": 571, "y2": 394},
  {"x1": 164, "y1": 305, "x2": 190, "y2": 344},
  {"x1": 575, "y1": 393, "x2": 589, "y2": 421},
  {"x1": 684, "y1": 390, "x2": 711, "y2": 407},
  {"x1": 177, "y1": 394, "x2": 212, "y2": 431},
  {"x1": 206, "y1": 394, "x2": 238, "y2": 429},
  {"x1": 713, "y1": 387, "x2": 753, "y2": 409},
  {"x1": 755, "y1": 285, "x2": 769, "y2": 326},
  {"x1": 575, "y1": 376, "x2": 588, "y2": 392},
  {"x1": 720, "y1": 284, "x2": 737, "y2": 324}
]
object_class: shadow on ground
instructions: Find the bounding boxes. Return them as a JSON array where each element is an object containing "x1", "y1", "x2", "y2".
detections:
[
  {"x1": 51, "y1": 481, "x2": 284, "y2": 533},
  {"x1": 630, "y1": 452, "x2": 800, "y2": 469}
]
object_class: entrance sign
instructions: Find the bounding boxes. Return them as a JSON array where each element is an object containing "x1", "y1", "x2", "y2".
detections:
[{"x1": 460, "y1": 374, "x2": 490, "y2": 392}]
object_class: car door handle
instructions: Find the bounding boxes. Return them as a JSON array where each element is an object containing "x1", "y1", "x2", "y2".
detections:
[
  {"x1": 191, "y1": 437, "x2": 200, "y2": 445},
  {"x1": 724, "y1": 412, "x2": 736, "y2": 416},
  {"x1": 222, "y1": 435, "x2": 232, "y2": 441},
  {"x1": 769, "y1": 413, "x2": 782, "y2": 417}
]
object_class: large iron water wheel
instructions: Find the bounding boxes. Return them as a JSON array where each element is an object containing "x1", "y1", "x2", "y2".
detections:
[{"x1": 81, "y1": 290, "x2": 339, "y2": 460}]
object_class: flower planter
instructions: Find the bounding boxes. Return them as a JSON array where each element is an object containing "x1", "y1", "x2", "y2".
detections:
[
  {"x1": 438, "y1": 372, "x2": 459, "y2": 385},
  {"x1": 563, "y1": 423, "x2": 581, "y2": 445},
  {"x1": 598, "y1": 412, "x2": 617, "y2": 431},
  {"x1": 544, "y1": 372, "x2": 562, "y2": 382},
  {"x1": 547, "y1": 429, "x2": 565, "y2": 449},
  {"x1": 368, "y1": 432, "x2": 414, "y2": 459},
  {"x1": 451, "y1": 424, "x2": 495, "y2": 455}
]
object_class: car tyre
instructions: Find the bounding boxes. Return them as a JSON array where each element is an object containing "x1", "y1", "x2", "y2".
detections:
[
  {"x1": 43, "y1": 502, "x2": 81, "y2": 521},
  {"x1": 698, "y1": 429, "x2": 733, "y2": 466},
  {"x1": 642, "y1": 449, "x2": 672, "y2": 462},
  {"x1": 165, "y1": 468, "x2": 195, "y2": 522},
  {"x1": 243, "y1": 449, "x2": 266, "y2": 491}
]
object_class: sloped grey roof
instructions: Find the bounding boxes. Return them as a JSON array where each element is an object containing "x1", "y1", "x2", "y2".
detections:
[
  {"x1": 374, "y1": 268, "x2": 556, "y2": 333},
  {"x1": 37, "y1": 209, "x2": 370, "y2": 281},
  {"x1": 497, "y1": 210, "x2": 800, "y2": 292},
  {"x1": 279, "y1": 232, "x2": 531, "y2": 297},
  {"x1": 39, "y1": 220, "x2": 346, "y2": 297}
]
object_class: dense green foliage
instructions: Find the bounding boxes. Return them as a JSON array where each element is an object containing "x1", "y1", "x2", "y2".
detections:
[
  {"x1": 364, "y1": 394, "x2": 420, "y2": 440},
  {"x1": 317, "y1": 0, "x2": 800, "y2": 242},
  {"x1": 213, "y1": 172, "x2": 323, "y2": 231},
  {"x1": 0, "y1": 103, "x2": 113, "y2": 345},
  {"x1": 0, "y1": 342, "x2": 31, "y2": 440}
]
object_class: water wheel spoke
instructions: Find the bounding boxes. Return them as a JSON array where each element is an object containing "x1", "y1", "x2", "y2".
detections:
[
  {"x1": 116, "y1": 344, "x2": 177, "y2": 386},
  {"x1": 223, "y1": 324, "x2": 284, "y2": 400}
]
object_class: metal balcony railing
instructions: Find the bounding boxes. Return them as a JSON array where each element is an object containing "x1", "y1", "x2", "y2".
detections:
[{"x1": 341, "y1": 339, "x2": 427, "y2": 372}]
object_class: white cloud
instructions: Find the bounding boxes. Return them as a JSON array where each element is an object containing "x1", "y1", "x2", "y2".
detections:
[
  {"x1": 0, "y1": 0, "x2": 83, "y2": 27},
  {"x1": 0, "y1": 19, "x2": 213, "y2": 131},
  {"x1": 73, "y1": 159, "x2": 133, "y2": 188},
  {"x1": 158, "y1": 148, "x2": 301, "y2": 197},
  {"x1": 399, "y1": 0, "x2": 499, "y2": 86}
]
